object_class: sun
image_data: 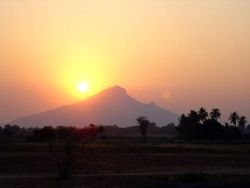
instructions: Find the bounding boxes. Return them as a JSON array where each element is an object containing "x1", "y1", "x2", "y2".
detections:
[{"x1": 78, "y1": 82, "x2": 89, "y2": 93}]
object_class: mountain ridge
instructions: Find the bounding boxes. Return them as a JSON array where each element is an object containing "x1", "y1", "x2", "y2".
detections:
[{"x1": 10, "y1": 85, "x2": 178, "y2": 127}]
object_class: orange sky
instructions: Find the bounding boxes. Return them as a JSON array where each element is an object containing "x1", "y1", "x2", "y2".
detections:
[{"x1": 0, "y1": 0, "x2": 250, "y2": 123}]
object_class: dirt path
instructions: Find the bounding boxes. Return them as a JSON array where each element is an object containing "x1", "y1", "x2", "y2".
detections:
[{"x1": 0, "y1": 169, "x2": 250, "y2": 179}]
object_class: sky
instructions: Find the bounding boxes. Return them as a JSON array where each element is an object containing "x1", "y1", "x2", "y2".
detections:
[{"x1": 0, "y1": 0, "x2": 250, "y2": 124}]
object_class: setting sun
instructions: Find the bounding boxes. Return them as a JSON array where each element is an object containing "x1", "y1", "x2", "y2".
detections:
[{"x1": 78, "y1": 82, "x2": 89, "y2": 93}]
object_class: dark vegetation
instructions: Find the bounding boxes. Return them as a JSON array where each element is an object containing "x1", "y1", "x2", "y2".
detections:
[
  {"x1": 177, "y1": 108, "x2": 250, "y2": 141},
  {"x1": 136, "y1": 116, "x2": 151, "y2": 138}
]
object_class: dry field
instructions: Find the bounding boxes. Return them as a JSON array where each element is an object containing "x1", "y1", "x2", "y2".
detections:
[{"x1": 1, "y1": 141, "x2": 250, "y2": 187}]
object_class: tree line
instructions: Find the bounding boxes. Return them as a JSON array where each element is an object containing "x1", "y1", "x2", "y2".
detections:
[
  {"x1": 0, "y1": 124, "x2": 104, "y2": 143},
  {"x1": 177, "y1": 108, "x2": 248, "y2": 141},
  {"x1": 1, "y1": 109, "x2": 249, "y2": 142},
  {"x1": 135, "y1": 108, "x2": 249, "y2": 140}
]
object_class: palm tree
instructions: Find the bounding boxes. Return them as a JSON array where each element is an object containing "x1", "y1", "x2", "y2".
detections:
[
  {"x1": 188, "y1": 110, "x2": 200, "y2": 123},
  {"x1": 179, "y1": 114, "x2": 187, "y2": 124},
  {"x1": 210, "y1": 108, "x2": 221, "y2": 121},
  {"x1": 198, "y1": 107, "x2": 208, "y2": 123},
  {"x1": 136, "y1": 116, "x2": 150, "y2": 139},
  {"x1": 238, "y1": 116, "x2": 247, "y2": 131},
  {"x1": 229, "y1": 112, "x2": 240, "y2": 126}
]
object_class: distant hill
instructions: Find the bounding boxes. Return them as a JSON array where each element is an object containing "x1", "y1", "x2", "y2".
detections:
[{"x1": 11, "y1": 85, "x2": 178, "y2": 127}]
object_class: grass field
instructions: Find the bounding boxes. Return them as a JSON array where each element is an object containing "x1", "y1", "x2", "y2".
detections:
[{"x1": 1, "y1": 140, "x2": 250, "y2": 187}]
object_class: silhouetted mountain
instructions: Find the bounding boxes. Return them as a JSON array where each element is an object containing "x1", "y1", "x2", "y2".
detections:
[{"x1": 11, "y1": 85, "x2": 178, "y2": 127}]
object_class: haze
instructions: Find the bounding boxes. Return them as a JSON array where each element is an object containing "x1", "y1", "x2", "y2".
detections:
[{"x1": 0, "y1": 0, "x2": 250, "y2": 123}]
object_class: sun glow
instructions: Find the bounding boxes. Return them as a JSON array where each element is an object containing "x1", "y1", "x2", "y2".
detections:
[{"x1": 78, "y1": 82, "x2": 89, "y2": 93}]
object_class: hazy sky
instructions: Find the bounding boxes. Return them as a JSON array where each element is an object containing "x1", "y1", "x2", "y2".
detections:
[{"x1": 0, "y1": 0, "x2": 250, "y2": 123}]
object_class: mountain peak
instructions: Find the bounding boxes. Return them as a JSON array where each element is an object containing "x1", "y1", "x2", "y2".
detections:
[{"x1": 101, "y1": 85, "x2": 127, "y2": 95}]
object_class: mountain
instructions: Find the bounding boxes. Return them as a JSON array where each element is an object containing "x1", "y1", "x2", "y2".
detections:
[{"x1": 10, "y1": 85, "x2": 178, "y2": 127}]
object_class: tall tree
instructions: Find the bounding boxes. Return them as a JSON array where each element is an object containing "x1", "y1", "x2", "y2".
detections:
[
  {"x1": 136, "y1": 116, "x2": 150, "y2": 139},
  {"x1": 210, "y1": 108, "x2": 221, "y2": 121},
  {"x1": 188, "y1": 110, "x2": 200, "y2": 123},
  {"x1": 229, "y1": 112, "x2": 240, "y2": 126},
  {"x1": 198, "y1": 107, "x2": 208, "y2": 123},
  {"x1": 238, "y1": 116, "x2": 247, "y2": 131},
  {"x1": 179, "y1": 114, "x2": 187, "y2": 124}
]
